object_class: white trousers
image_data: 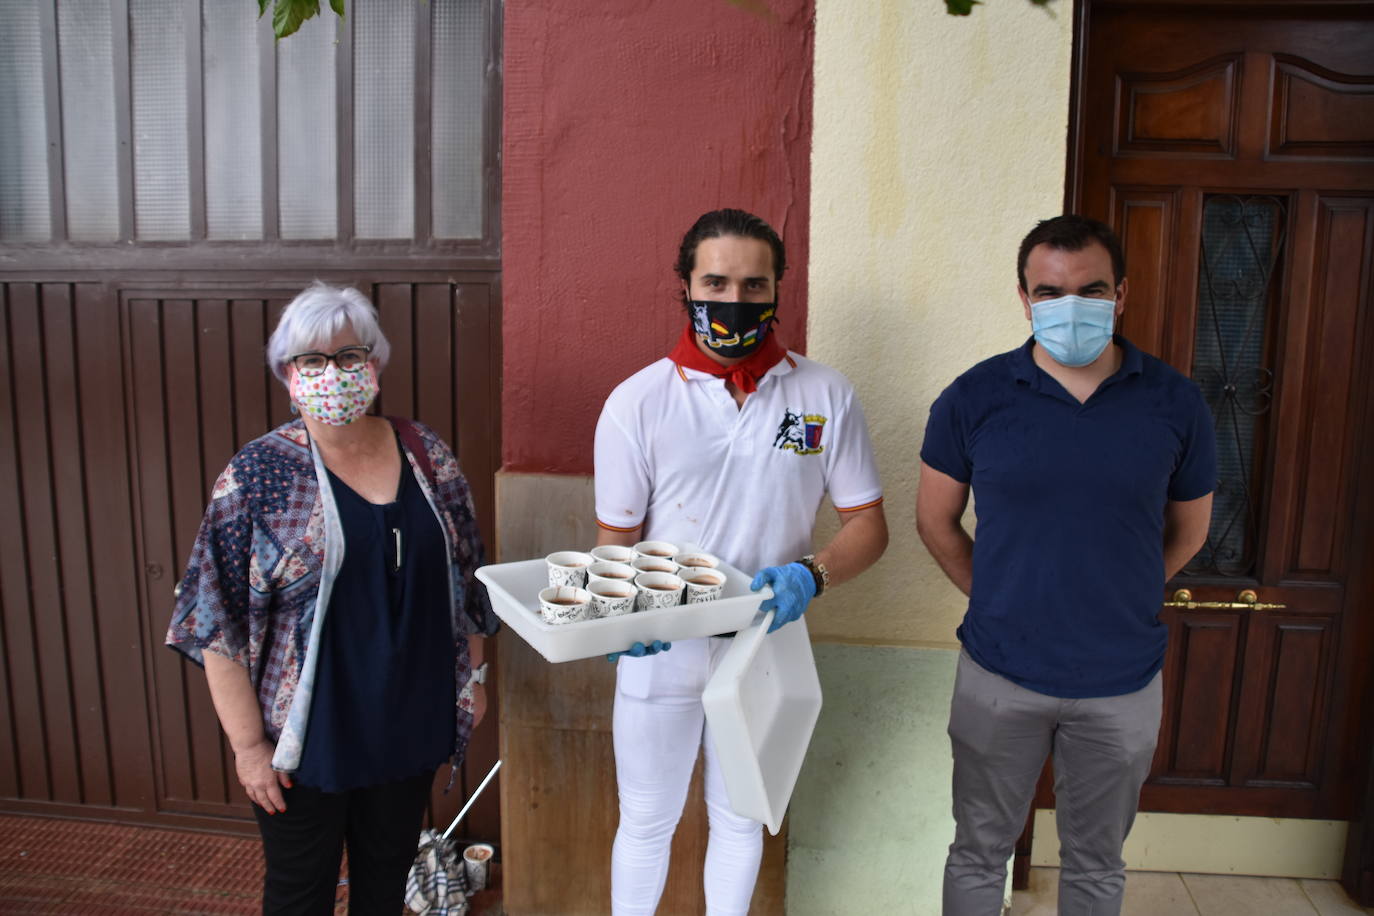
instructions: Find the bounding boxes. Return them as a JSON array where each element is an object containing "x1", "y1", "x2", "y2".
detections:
[{"x1": 611, "y1": 637, "x2": 763, "y2": 916}]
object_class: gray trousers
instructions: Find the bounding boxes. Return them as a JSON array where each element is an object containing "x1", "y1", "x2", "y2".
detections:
[{"x1": 943, "y1": 651, "x2": 1163, "y2": 916}]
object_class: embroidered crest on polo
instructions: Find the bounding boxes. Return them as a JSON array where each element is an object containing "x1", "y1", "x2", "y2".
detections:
[{"x1": 772, "y1": 409, "x2": 827, "y2": 455}]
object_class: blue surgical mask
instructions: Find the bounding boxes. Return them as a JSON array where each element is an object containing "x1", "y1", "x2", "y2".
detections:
[{"x1": 1030, "y1": 295, "x2": 1117, "y2": 368}]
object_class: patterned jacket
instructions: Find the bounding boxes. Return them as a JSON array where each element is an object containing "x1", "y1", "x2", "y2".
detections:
[{"x1": 166, "y1": 417, "x2": 496, "y2": 772}]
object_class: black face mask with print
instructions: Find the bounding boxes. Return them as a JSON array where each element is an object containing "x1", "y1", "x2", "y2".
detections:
[{"x1": 688, "y1": 299, "x2": 778, "y2": 358}]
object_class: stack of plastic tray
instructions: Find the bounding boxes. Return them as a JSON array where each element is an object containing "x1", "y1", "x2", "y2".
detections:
[{"x1": 702, "y1": 612, "x2": 823, "y2": 835}]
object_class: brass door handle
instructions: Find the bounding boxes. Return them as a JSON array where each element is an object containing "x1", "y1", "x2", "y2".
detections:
[{"x1": 1162, "y1": 588, "x2": 1287, "y2": 611}]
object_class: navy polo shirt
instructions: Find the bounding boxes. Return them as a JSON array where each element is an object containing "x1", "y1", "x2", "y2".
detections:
[{"x1": 921, "y1": 336, "x2": 1216, "y2": 698}]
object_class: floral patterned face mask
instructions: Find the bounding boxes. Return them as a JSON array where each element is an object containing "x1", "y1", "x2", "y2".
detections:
[{"x1": 289, "y1": 363, "x2": 379, "y2": 426}]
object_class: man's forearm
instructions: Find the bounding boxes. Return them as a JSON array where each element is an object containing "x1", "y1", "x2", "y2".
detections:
[
  {"x1": 596, "y1": 525, "x2": 641, "y2": 548},
  {"x1": 918, "y1": 521, "x2": 974, "y2": 597},
  {"x1": 814, "y1": 505, "x2": 889, "y2": 589},
  {"x1": 1163, "y1": 494, "x2": 1213, "y2": 580}
]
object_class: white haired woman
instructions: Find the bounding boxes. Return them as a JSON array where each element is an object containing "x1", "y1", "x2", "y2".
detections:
[{"x1": 166, "y1": 282, "x2": 496, "y2": 915}]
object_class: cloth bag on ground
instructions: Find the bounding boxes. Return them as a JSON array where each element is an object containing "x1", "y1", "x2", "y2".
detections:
[{"x1": 405, "y1": 829, "x2": 469, "y2": 916}]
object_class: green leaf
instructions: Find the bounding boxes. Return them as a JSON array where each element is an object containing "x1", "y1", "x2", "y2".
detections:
[
  {"x1": 944, "y1": 0, "x2": 982, "y2": 14},
  {"x1": 273, "y1": 0, "x2": 320, "y2": 40},
  {"x1": 258, "y1": 0, "x2": 270, "y2": 18},
  {"x1": 329, "y1": 0, "x2": 344, "y2": 18}
]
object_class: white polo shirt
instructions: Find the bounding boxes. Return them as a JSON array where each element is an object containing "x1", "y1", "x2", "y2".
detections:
[{"x1": 594, "y1": 351, "x2": 883, "y2": 575}]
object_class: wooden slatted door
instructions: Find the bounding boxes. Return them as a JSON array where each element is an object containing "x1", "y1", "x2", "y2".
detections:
[
  {"x1": 1064, "y1": 2, "x2": 1374, "y2": 821},
  {"x1": 0, "y1": 281, "x2": 154, "y2": 820}
]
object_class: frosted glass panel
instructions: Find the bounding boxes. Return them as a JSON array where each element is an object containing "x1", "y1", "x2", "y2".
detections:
[
  {"x1": 277, "y1": 14, "x2": 336, "y2": 239},
  {"x1": 432, "y1": 0, "x2": 484, "y2": 239},
  {"x1": 0, "y1": 0, "x2": 52, "y2": 241},
  {"x1": 131, "y1": 0, "x2": 190, "y2": 239},
  {"x1": 57, "y1": 0, "x2": 119, "y2": 240},
  {"x1": 203, "y1": 0, "x2": 262, "y2": 239},
  {"x1": 354, "y1": 0, "x2": 413, "y2": 239}
]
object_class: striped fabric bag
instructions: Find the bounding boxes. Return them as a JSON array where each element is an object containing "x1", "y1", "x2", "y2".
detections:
[{"x1": 404, "y1": 829, "x2": 469, "y2": 916}]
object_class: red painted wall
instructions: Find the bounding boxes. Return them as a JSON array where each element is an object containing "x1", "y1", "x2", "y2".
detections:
[{"x1": 502, "y1": 0, "x2": 814, "y2": 474}]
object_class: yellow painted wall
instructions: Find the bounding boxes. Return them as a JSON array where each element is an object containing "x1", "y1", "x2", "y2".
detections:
[{"x1": 805, "y1": 0, "x2": 1076, "y2": 647}]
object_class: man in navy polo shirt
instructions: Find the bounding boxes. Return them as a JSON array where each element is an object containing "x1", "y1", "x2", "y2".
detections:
[{"x1": 917, "y1": 215, "x2": 1216, "y2": 915}]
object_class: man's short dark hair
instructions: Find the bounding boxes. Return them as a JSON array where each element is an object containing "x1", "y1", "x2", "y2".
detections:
[
  {"x1": 675, "y1": 209, "x2": 787, "y2": 303},
  {"x1": 1016, "y1": 215, "x2": 1126, "y2": 291}
]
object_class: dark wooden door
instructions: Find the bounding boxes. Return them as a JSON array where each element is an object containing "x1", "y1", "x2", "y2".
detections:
[{"x1": 1059, "y1": 0, "x2": 1374, "y2": 826}]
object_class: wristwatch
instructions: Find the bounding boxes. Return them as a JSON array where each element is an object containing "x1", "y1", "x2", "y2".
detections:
[
  {"x1": 799, "y1": 555, "x2": 829, "y2": 597},
  {"x1": 471, "y1": 662, "x2": 489, "y2": 685}
]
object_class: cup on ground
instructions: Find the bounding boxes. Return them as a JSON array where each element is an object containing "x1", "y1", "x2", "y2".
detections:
[
  {"x1": 587, "y1": 560, "x2": 637, "y2": 585},
  {"x1": 538, "y1": 586, "x2": 591, "y2": 625},
  {"x1": 463, "y1": 843, "x2": 494, "y2": 892},
  {"x1": 633, "y1": 540, "x2": 679, "y2": 561},
  {"x1": 587, "y1": 579, "x2": 637, "y2": 618},
  {"x1": 589, "y1": 544, "x2": 637, "y2": 565},
  {"x1": 634, "y1": 571, "x2": 685, "y2": 611},
  {"x1": 546, "y1": 550, "x2": 594, "y2": 588},
  {"x1": 682, "y1": 568, "x2": 726, "y2": 604}
]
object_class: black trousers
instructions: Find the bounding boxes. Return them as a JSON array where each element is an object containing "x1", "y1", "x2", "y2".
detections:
[{"x1": 252, "y1": 769, "x2": 434, "y2": 916}]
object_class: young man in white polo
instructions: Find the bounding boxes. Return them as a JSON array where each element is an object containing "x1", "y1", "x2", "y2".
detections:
[{"x1": 594, "y1": 208, "x2": 889, "y2": 915}]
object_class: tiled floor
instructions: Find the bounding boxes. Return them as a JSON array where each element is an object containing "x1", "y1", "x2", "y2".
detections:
[
  {"x1": 0, "y1": 814, "x2": 502, "y2": 914},
  {"x1": 1012, "y1": 867, "x2": 1374, "y2": 915}
]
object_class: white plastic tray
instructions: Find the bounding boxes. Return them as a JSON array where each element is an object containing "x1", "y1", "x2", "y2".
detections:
[
  {"x1": 702, "y1": 612, "x2": 823, "y2": 835},
  {"x1": 476, "y1": 544, "x2": 772, "y2": 663}
]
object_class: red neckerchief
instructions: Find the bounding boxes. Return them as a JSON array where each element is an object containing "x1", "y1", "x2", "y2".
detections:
[{"x1": 667, "y1": 325, "x2": 788, "y2": 394}]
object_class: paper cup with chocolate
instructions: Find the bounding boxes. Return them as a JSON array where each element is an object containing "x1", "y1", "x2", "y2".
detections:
[
  {"x1": 682, "y1": 568, "x2": 726, "y2": 604},
  {"x1": 634, "y1": 571, "x2": 685, "y2": 611},
  {"x1": 538, "y1": 586, "x2": 591, "y2": 625},
  {"x1": 633, "y1": 540, "x2": 679, "y2": 561},
  {"x1": 545, "y1": 550, "x2": 594, "y2": 588},
  {"x1": 589, "y1": 544, "x2": 637, "y2": 565},
  {"x1": 672, "y1": 551, "x2": 720, "y2": 573},
  {"x1": 632, "y1": 555, "x2": 679, "y2": 576},
  {"x1": 587, "y1": 560, "x2": 637, "y2": 586},
  {"x1": 463, "y1": 843, "x2": 494, "y2": 891},
  {"x1": 588, "y1": 579, "x2": 637, "y2": 618}
]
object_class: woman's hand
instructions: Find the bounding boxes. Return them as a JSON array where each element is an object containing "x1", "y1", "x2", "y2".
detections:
[
  {"x1": 234, "y1": 738, "x2": 293, "y2": 814},
  {"x1": 472, "y1": 683, "x2": 488, "y2": 728}
]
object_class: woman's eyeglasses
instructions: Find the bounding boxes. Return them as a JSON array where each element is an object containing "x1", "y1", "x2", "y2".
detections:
[{"x1": 289, "y1": 345, "x2": 372, "y2": 377}]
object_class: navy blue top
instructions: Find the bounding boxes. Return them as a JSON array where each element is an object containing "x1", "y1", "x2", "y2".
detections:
[
  {"x1": 921, "y1": 337, "x2": 1217, "y2": 698},
  {"x1": 294, "y1": 444, "x2": 456, "y2": 791}
]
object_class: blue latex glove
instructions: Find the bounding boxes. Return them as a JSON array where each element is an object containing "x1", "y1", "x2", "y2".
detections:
[
  {"x1": 751, "y1": 562, "x2": 817, "y2": 633},
  {"x1": 606, "y1": 640, "x2": 671, "y2": 663}
]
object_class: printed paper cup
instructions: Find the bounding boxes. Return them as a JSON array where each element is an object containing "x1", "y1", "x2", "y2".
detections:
[
  {"x1": 538, "y1": 586, "x2": 591, "y2": 625},
  {"x1": 682, "y1": 569, "x2": 726, "y2": 604},
  {"x1": 545, "y1": 550, "x2": 594, "y2": 589},
  {"x1": 672, "y1": 551, "x2": 720, "y2": 573},
  {"x1": 589, "y1": 544, "x2": 637, "y2": 565},
  {"x1": 463, "y1": 843, "x2": 494, "y2": 891},
  {"x1": 588, "y1": 580, "x2": 637, "y2": 618},
  {"x1": 633, "y1": 540, "x2": 679, "y2": 561},
  {"x1": 632, "y1": 556, "x2": 679, "y2": 576},
  {"x1": 634, "y1": 571, "x2": 685, "y2": 611},
  {"x1": 587, "y1": 560, "x2": 637, "y2": 586}
]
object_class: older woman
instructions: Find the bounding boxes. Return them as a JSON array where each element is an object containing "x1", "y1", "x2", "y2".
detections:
[{"x1": 166, "y1": 282, "x2": 496, "y2": 915}]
